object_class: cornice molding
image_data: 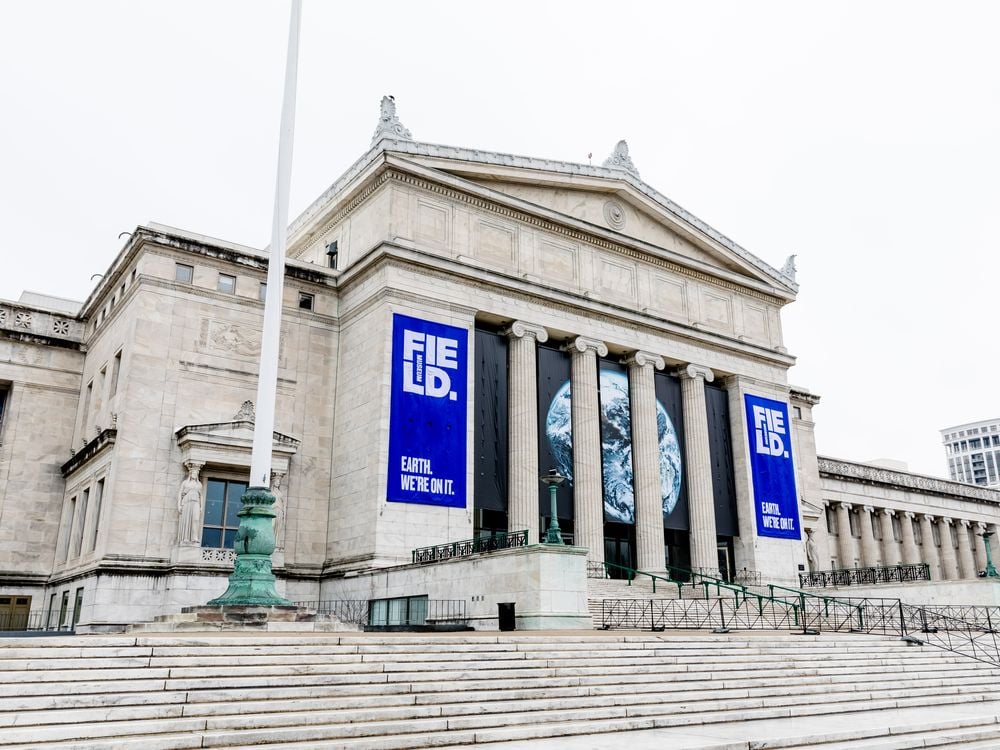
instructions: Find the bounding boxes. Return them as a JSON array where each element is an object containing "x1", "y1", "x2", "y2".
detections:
[{"x1": 819, "y1": 456, "x2": 1000, "y2": 505}]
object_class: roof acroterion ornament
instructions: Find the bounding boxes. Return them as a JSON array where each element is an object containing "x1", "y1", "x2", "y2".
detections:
[
  {"x1": 602, "y1": 139, "x2": 640, "y2": 177},
  {"x1": 780, "y1": 255, "x2": 797, "y2": 283},
  {"x1": 371, "y1": 95, "x2": 413, "y2": 146}
]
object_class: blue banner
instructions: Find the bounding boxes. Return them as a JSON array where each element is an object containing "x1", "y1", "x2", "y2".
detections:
[
  {"x1": 744, "y1": 394, "x2": 800, "y2": 540},
  {"x1": 387, "y1": 314, "x2": 468, "y2": 508}
]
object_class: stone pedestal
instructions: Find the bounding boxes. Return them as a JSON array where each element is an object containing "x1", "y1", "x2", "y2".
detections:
[{"x1": 129, "y1": 605, "x2": 359, "y2": 632}]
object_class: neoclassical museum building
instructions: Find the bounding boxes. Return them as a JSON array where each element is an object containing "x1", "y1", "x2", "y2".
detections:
[{"x1": 2, "y1": 99, "x2": 998, "y2": 630}]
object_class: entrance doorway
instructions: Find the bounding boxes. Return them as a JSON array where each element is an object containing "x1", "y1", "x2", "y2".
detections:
[
  {"x1": 604, "y1": 522, "x2": 636, "y2": 577},
  {"x1": 0, "y1": 595, "x2": 31, "y2": 631},
  {"x1": 717, "y1": 539, "x2": 734, "y2": 582}
]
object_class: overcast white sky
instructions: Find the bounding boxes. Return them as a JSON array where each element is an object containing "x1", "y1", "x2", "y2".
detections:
[{"x1": 2, "y1": 1, "x2": 997, "y2": 478}]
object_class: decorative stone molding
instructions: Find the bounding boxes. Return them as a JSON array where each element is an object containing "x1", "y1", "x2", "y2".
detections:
[
  {"x1": 371, "y1": 95, "x2": 412, "y2": 146},
  {"x1": 674, "y1": 363, "x2": 715, "y2": 383},
  {"x1": 818, "y1": 456, "x2": 1000, "y2": 505},
  {"x1": 233, "y1": 401, "x2": 256, "y2": 422},
  {"x1": 602, "y1": 140, "x2": 640, "y2": 177},
  {"x1": 61, "y1": 428, "x2": 117, "y2": 478},
  {"x1": 52, "y1": 319, "x2": 70, "y2": 335},
  {"x1": 14, "y1": 311, "x2": 31, "y2": 329},
  {"x1": 603, "y1": 201, "x2": 627, "y2": 230},
  {"x1": 781, "y1": 255, "x2": 797, "y2": 282},
  {"x1": 201, "y1": 548, "x2": 236, "y2": 565},
  {"x1": 564, "y1": 336, "x2": 608, "y2": 357},
  {"x1": 503, "y1": 320, "x2": 549, "y2": 343},
  {"x1": 623, "y1": 350, "x2": 665, "y2": 371}
]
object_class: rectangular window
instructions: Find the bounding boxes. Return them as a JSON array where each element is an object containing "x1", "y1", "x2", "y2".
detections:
[
  {"x1": 63, "y1": 497, "x2": 76, "y2": 562},
  {"x1": 72, "y1": 588, "x2": 84, "y2": 627},
  {"x1": 258, "y1": 282, "x2": 267, "y2": 302},
  {"x1": 825, "y1": 505, "x2": 837, "y2": 535},
  {"x1": 368, "y1": 595, "x2": 429, "y2": 626},
  {"x1": 175, "y1": 263, "x2": 194, "y2": 283},
  {"x1": 792, "y1": 406, "x2": 802, "y2": 419},
  {"x1": 0, "y1": 385, "x2": 8, "y2": 437},
  {"x1": 58, "y1": 591, "x2": 69, "y2": 628},
  {"x1": 131, "y1": 269, "x2": 137, "y2": 284},
  {"x1": 74, "y1": 488, "x2": 90, "y2": 559},
  {"x1": 81, "y1": 381, "x2": 93, "y2": 437},
  {"x1": 201, "y1": 478, "x2": 248, "y2": 549},
  {"x1": 90, "y1": 479, "x2": 104, "y2": 551},
  {"x1": 46, "y1": 593, "x2": 57, "y2": 630},
  {"x1": 217, "y1": 274, "x2": 236, "y2": 294},
  {"x1": 109, "y1": 351, "x2": 122, "y2": 398},
  {"x1": 298, "y1": 292, "x2": 314, "y2": 311}
]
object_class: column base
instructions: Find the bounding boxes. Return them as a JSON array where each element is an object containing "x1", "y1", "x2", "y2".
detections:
[{"x1": 207, "y1": 553, "x2": 290, "y2": 606}]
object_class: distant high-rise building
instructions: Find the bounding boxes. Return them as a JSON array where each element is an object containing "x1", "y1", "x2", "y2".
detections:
[{"x1": 942, "y1": 419, "x2": 1000, "y2": 486}]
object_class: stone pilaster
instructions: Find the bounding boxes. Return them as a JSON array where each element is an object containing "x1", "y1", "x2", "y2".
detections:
[
  {"x1": 936, "y1": 518, "x2": 959, "y2": 580},
  {"x1": 858, "y1": 506, "x2": 880, "y2": 567},
  {"x1": 677, "y1": 363, "x2": 717, "y2": 574},
  {"x1": 625, "y1": 350, "x2": 666, "y2": 572},
  {"x1": 812, "y1": 502, "x2": 832, "y2": 569},
  {"x1": 957, "y1": 520, "x2": 977, "y2": 580},
  {"x1": 900, "y1": 511, "x2": 921, "y2": 565},
  {"x1": 504, "y1": 320, "x2": 548, "y2": 542},
  {"x1": 565, "y1": 336, "x2": 608, "y2": 563},
  {"x1": 919, "y1": 514, "x2": 941, "y2": 580},
  {"x1": 974, "y1": 522, "x2": 989, "y2": 575},
  {"x1": 836, "y1": 502, "x2": 855, "y2": 568},
  {"x1": 879, "y1": 509, "x2": 901, "y2": 566}
]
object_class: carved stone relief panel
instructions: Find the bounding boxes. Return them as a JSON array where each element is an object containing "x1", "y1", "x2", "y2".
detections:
[
  {"x1": 700, "y1": 289, "x2": 734, "y2": 333},
  {"x1": 473, "y1": 218, "x2": 517, "y2": 268},
  {"x1": 598, "y1": 258, "x2": 637, "y2": 300},
  {"x1": 650, "y1": 274, "x2": 688, "y2": 319},
  {"x1": 741, "y1": 302, "x2": 770, "y2": 344},
  {"x1": 535, "y1": 238, "x2": 579, "y2": 284},
  {"x1": 416, "y1": 198, "x2": 451, "y2": 250}
]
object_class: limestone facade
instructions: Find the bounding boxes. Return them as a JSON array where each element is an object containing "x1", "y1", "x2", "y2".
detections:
[{"x1": 3, "y1": 102, "x2": 990, "y2": 629}]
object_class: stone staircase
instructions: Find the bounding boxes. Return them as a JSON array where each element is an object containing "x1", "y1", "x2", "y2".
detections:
[{"x1": 2, "y1": 631, "x2": 1000, "y2": 749}]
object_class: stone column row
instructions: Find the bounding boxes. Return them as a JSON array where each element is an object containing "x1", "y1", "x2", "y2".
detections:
[
  {"x1": 836, "y1": 504, "x2": 997, "y2": 580},
  {"x1": 503, "y1": 319, "x2": 719, "y2": 574}
]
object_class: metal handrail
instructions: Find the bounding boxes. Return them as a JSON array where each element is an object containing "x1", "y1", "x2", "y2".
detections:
[
  {"x1": 411, "y1": 529, "x2": 528, "y2": 564},
  {"x1": 800, "y1": 563, "x2": 931, "y2": 588}
]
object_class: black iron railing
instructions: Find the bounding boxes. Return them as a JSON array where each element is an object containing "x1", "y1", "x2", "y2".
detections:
[
  {"x1": 0, "y1": 611, "x2": 72, "y2": 633},
  {"x1": 799, "y1": 563, "x2": 930, "y2": 588},
  {"x1": 916, "y1": 605, "x2": 1000, "y2": 631},
  {"x1": 293, "y1": 600, "x2": 369, "y2": 625},
  {"x1": 412, "y1": 530, "x2": 528, "y2": 564}
]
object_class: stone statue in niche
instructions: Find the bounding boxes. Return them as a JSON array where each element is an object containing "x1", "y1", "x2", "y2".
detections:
[
  {"x1": 177, "y1": 462, "x2": 204, "y2": 546},
  {"x1": 805, "y1": 528, "x2": 819, "y2": 572},
  {"x1": 271, "y1": 471, "x2": 286, "y2": 549}
]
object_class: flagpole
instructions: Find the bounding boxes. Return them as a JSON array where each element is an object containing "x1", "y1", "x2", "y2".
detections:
[{"x1": 209, "y1": 0, "x2": 302, "y2": 607}]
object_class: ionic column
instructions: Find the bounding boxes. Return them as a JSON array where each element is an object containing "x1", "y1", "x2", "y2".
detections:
[
  {"x1": 677, "y1": 364, "x2": 717, "y2": 575},
  {"x1": 957, "y1": 520, "x2": 977, "y2": 580},
  {"x1": 937, "y1": 518, "x2": 959, "y2": 581},
  {"x1": 504, "y1": 321, "x2": 548, "y2": 542},
  {"x1": 566, "y1": 336, "x2": 608, "y2": 563},
  {"x1": 879, "y1": 509, "x2": 901, "y2": 566},
  {"x1": 858, "y1": 506, "x2": 880, "y2": 567},
  {"x1": 900, "y1": 511, "x2": 921, "y2": 565},
  {"x1": 973, "y1": 522, "x2": 989, "y2": 575},
  {"x1": 836, "y1": 502, "x2": 856, "y2": 568},
  {"x1": 919, "y1": 514, "x2": 941, "y2": 579},
  {"x1": 626, "y1": 351, "x2": 667, "y2": 572}
]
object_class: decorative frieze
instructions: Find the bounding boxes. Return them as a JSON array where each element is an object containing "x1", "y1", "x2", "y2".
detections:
[{"x1": 819, "y1": 457, "x2": 1000, "y2": 505}]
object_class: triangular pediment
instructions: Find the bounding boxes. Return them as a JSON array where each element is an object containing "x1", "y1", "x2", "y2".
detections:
[
  {"x1": 387, "y1": 148, "x2": 796, "y2": 296},
  {"x1": 175, "y1": 419, "x2": 299, "y2": 449}
]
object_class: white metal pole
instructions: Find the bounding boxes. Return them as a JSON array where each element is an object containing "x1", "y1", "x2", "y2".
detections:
[{"x1": 250, "y1": 0, "x2": 302, "y2": 488}]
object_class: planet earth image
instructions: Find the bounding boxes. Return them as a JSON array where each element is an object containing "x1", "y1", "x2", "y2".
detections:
[{"x1": 544, "y1": 368, "x2": 683, "y2": 525}]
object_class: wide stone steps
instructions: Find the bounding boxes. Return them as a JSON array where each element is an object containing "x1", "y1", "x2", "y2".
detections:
[{"x1": 1, "y1": 632, "x2": 999, "y2": 749}]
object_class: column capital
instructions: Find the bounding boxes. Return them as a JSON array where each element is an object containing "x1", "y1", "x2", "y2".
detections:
[
  {"x1": 862, "y1": 505, "x2": 875, "y2": 514},
  {"x1": 976, "y1": 521, "x2": 988, "y2": 532},
  {"x1": 904, "y1": 511, "x2": 916, "y2": 520},
  {"x1": 838, "y1": 502, "x2": 853, "y2": 511},
  {"x1": 623, "y1": 350, "x2": 664, "y2": 371},
  {"x1": 921, "y1": 513, "x2": 937, "y2": 523},
  {"x1": 938, "y1": 516, "x2": 954, "y2": 526},
  {"x1": 881, "y1": 508, "x2": 896, "y2": 517},
  {"x1": 183, "y1": 460, "x2": 205, "y2": 476},
  {"x1": 959, "y1": 518, "x2": 973, "y2": 528},
  {"x1": 503, "y1": 320, "x2": 548, "y2": 343},
  {"x1": 674, "y1": 363, "x2": 715, "y2": 383},
  {"x1": 563, "y1": 336, "x2": 608, "y2": 357}
]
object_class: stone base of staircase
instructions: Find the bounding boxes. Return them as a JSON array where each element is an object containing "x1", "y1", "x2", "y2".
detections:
[{"x1": 126, "y1": 605, "x2": 361, "y2": 633}]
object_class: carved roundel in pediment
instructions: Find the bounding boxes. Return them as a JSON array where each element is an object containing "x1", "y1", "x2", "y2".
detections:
[{"x1": 603, "y1": 200, "x2": 626, "y2": 230}]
